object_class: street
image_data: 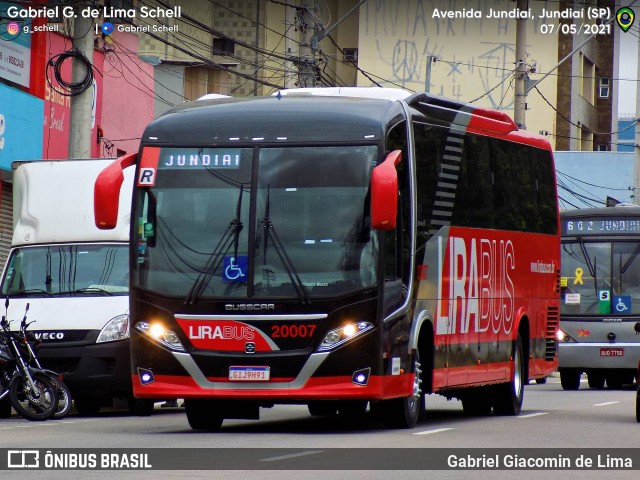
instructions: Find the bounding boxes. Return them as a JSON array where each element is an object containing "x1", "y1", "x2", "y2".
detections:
[{"x1": 0, "y1": 374, "x2": 638, "y2": 479}]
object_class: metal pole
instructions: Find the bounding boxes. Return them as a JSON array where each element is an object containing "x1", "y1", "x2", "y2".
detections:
[
  {"x1": 254, "y1": 0, "x2": 260, "y2": 96},
  {"x1": 299, "y1": 1, "x2": 315, "y2": 87},
  {"x1": 68, "y1": 14, "x2": 95, "y2": 158},
  {"x1": 285, "y1": 1, "x2": 297, "y2": 87},
  {"x1": 514, "y1": 0, "x2": 527, "y2": 129},
  {"x1": 425, "y1": 55, "x2": 433, "y2": 93}
]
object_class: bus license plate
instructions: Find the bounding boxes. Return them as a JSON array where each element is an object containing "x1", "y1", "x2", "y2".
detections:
[
  {"x1": 600, "y1": 348, "x2": 624, "y2": 357},
  {"x1": 229, "y1": 366, "x2": 270, "y2": 381}
]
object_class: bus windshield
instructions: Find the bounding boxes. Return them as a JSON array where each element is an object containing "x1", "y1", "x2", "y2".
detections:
[
  {"x1": 134, "y1": 145, "x2": 378, "y2": 300},
  {"x1": 561, "y1": 240, "x2": 640, "y2": 315},
  {"x1": 1, "y1": 244, "x2": 129, "y2": 297}
]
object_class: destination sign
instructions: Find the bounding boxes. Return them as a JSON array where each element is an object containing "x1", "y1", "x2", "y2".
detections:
[
  {"x1": 561, "y1": 217, "x2": 640, "y2": 236},
  {"x1": 159, "y1": 148, "x2": 244, "y2": 170}
]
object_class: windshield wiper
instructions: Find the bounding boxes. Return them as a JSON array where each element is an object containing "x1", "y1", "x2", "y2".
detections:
[
  {"x1": 575, "y1": 238, "x2": 598, "y2": 295},
  {"x1": 7, "y1": 288, "x2": 53, "y2": 297},
  {"x1": 259, "y1": 186, "x2": 310, "y2": 305},
  {"x1": 185, "y1": 187, "x2": 245, "y2": 305},
  {"x1": 60, "y1": 287, "x2": 115, "y2": 296}
]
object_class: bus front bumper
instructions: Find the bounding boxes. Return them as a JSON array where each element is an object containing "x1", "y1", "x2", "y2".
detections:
[{"x1": 558, "y1": 342, "x2": 640, "y2": 369}]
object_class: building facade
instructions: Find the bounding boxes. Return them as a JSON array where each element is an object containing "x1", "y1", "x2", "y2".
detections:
[{"x1": 554, "y1": 0, "x2": 616, "y2": 151}]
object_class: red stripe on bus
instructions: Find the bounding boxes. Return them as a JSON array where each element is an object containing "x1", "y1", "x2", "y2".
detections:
[{"x1": 132, "y1": 374, "x2": 413, "y2": 400}]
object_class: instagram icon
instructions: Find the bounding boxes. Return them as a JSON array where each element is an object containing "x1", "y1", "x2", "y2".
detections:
[{"x1": 6, "y1": 22, "x2": 20, "y2": 37}]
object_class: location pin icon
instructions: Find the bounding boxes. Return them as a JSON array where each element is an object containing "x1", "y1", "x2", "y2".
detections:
[{"x1": 617, "y1": 7, "x2": 635, "y2": 32}]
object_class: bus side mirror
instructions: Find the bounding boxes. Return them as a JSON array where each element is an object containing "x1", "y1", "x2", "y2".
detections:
[
  {"x1": 370, "y1": 150, "x2": 401, "y2": 230},
  {"x1": 94, "y1": 153, "x2": 136, "y2": 230}
]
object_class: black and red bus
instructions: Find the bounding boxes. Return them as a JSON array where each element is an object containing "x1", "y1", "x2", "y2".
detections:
[{"x1": 94, "y1": 88, "x2": 560, "y2": 430}]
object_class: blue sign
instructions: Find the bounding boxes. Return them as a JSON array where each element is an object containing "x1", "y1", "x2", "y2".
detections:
[
  {"x1": 0, "y1": 83, "x2": 44, "y2": 171},
  {"x1": 223, "y1": 255, "x2": 248, "y2": 282},
  {"x1": 612, "y1": 295, "x2": 632, "y2": 314},
  {"x1": 0, "y1": 2, "x2": 33, "y2": 87}
]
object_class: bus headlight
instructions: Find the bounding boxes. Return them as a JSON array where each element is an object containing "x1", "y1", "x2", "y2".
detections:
[
  {"x1": 97, "y1": 314, "x2": 130, "y2": 343},
  {"x1": 556, "y1": 329, "x2": 575, "y2": 343},
  {"x1": 317, "y1": 321, "x2": 374, "y2": 352},
  {"x1": 135, "y1": 321, "x2": 186, "y2": 352}
]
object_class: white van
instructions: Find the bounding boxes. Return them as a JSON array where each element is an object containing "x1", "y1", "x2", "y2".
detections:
[{"x1": 0, "y1": 159, "x2": 154, "y2": 415}]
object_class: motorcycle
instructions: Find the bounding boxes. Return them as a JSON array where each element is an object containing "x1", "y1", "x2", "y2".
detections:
[
  {"x1": 0, "y1": 299, "x2": 59, "y2": 421},
  {"x1": 18, "y1": 303, "x2": 72, "y2": 419}
]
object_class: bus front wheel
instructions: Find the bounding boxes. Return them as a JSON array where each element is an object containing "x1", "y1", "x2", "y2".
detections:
[
  {"x1": 379, "y1": 351, "x2": 423, "y2": 428},
  {"x1": 560, "y1": 369, "x2": 581, "y2": 390},
  {"x1": 185, "y1": 399, "x2": 223, "y2": 431}
]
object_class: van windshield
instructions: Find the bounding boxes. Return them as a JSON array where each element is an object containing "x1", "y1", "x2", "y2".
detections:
[{"x1": 0, "y1": 244, "x2": 129, "y2": 297}]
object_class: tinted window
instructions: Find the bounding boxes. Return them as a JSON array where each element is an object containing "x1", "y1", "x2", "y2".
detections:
[{"x1": 414, "y1": 120, "x2": 558, "y2": 236}]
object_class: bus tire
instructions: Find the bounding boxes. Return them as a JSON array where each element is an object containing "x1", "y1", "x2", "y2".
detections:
[
  {"x1": 462, "y1": 389, "x2": 492, "y2": 416},
  {"x1": 606, "y1": 372, "x2": 624, "y2": 390},
  {"x1": 185, "y1": 399, "x2": 223, "y2": 431},
  {"x1": 587, "y1": 372, "x2": 605, "y2": 389},
  {"x1": 380, "y1": 352, "x2": 423, "y2": 428},
  {"x1": 560, "y1": 369, "x2": 581, "y2": 390},
  {"x1": 493, "y1": 333, "x2": 525, "y2": 416}
]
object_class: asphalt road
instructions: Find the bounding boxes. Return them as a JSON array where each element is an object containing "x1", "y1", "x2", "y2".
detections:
[{"x1": 1, "y1": 373, "x2": 638, "y2": 480}]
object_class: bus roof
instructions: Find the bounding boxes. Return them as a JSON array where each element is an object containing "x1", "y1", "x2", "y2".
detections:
[
  {"x1": 142, "y1": 95, "x2": 407, "y2": 145},
  {"x1": 143, "y1": 89, "x2": 550, "y2": 151},
  {"x1": 561, "y1": 205, "x2": 640, "y2": 219}
]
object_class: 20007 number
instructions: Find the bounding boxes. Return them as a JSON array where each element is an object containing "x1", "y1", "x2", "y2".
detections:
[{"x1": 271, "y1": 324, "x2": 317, "y2": 338}]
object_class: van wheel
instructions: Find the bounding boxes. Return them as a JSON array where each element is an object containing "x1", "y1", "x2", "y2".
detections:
[
  {"x1": 185, "y1": 399, "x2": 223, "y2": 431},
  {"x1": 493, "y1": 333, "x2": 525, "y2": 416}
]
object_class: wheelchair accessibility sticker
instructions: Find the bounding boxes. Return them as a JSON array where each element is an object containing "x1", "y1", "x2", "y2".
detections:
[
  {"x1": 613, "y1": 295, "x2": 632, "y2": 314},
  {"x1": 223, "y1": 256, "x2": 248, "y2": 282}
]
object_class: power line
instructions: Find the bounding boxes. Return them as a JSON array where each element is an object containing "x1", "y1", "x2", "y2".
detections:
[{"x1": 534, "y1": 86, "x2": 638, "y2": 137}]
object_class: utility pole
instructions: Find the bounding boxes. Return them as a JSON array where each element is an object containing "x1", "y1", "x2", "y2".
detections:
[
  {"x1": 634, "y1": 24, "x2": 640, "y2": 205},
  {"x1": 513, "y1": 0, "x2": 527, "y2": 129},
  {"x1": 284, "y1": 2, "x2": 297, "y2": 88},
  {"x1": 298, "y1": 1, "x2": 317, "y2": 87},
  {"x1": 425, "y1": 55, "x2": 435, "y2": 93},
  {"x1": 68, "y1": 13, "x2": 95, "y2": 158}
]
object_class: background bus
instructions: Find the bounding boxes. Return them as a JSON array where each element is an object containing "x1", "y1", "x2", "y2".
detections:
[
  {"x1": 559, "y1": 206, "x2": 640, "y2": 390},
  {"x1": 94, "y1": 88, "x2": 560, "y2": 430}
]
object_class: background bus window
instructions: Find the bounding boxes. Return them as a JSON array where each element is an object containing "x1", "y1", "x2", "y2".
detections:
[{"x1": 560, "y1": 241, "x2": 640, "y2": 315}]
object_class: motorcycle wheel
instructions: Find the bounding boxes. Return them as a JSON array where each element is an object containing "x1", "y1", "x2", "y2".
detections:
[
  {"x1": 10, "y1": 373, "x2": 58, "y2": 421},
  {"x1": 48, "y1": 376, "x2": 72, "y2": 419}
]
